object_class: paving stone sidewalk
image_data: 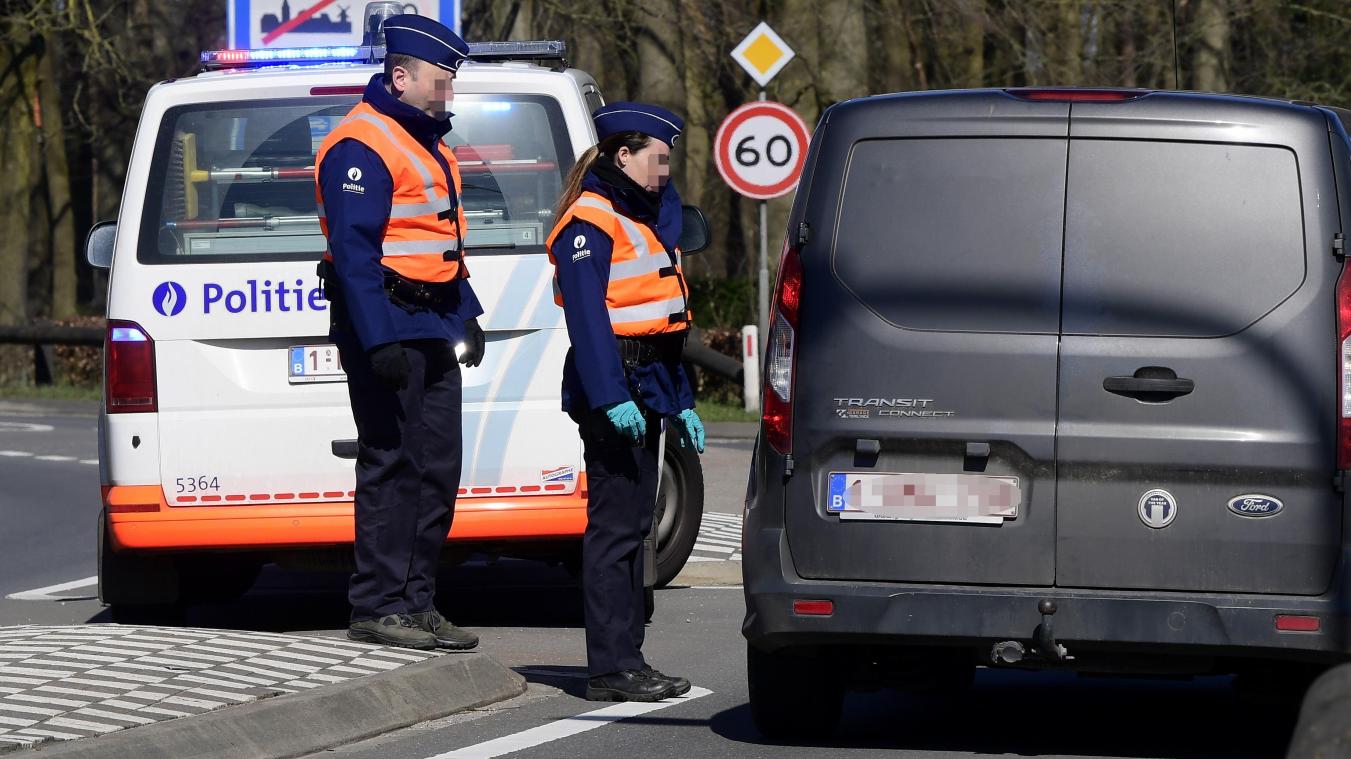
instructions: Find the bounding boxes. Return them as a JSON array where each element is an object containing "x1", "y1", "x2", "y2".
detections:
[{"x1": 0, "y1": 625, "x2": 444, "y2": 752}]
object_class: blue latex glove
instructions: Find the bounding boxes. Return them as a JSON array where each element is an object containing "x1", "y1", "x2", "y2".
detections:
[
  {"x1": 605, "y1": 400, "x2": 646, "y2": 444},
  {"x1": 676, "y1": 408, "x2": 705, "y2": 453}
]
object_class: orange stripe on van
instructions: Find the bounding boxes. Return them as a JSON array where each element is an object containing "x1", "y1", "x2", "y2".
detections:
[{"x1": 104, "y1": 478, "x2": 590, "y2": 551}]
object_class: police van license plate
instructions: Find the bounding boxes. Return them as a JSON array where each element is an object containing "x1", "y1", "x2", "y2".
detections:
[
  {"x1": 289, "y1": 344, "x2": 346, "y2": 384},
  {"x1": 826, "y1": 472, "x2": 1020, "y2": 524}
]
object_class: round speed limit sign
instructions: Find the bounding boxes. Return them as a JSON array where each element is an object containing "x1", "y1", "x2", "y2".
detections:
[{"x1": 714, "y1": 101, "x2": 811, "y2": 200}]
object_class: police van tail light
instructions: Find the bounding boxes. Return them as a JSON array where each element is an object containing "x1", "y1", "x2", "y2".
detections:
[
  {"x1": 106, "y1": 321, "x2": 157, "y2": 414},
  {"x1": 764, "y1": 240, "x2": 802, "y2": 455}
]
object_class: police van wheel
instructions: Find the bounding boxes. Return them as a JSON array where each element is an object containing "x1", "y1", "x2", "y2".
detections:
[
  {"x1": 654, "y1": 442, "x2": 703, "y2": 588},
  {"x1": 747, "y1": 643, "x2": 844, "y2": 741},
  {"x1": 99, "y1": 510, "x2": 184, "y2": 625}
]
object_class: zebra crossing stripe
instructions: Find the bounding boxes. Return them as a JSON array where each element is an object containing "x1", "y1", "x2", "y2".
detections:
[
  {"x1": 0, "y1": 715, "x2": 40, "y2": 726},
  {"x1": 47, "y1": 716, "x2": 121, "y2": 734},
  {"x1": 74, "y1": 708, "x2": 156, "y2": 725}
]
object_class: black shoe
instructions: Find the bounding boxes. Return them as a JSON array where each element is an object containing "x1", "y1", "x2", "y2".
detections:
[
  {"x1": 641, "y1": 665, "x2": 691, "y2": 696},
  {"x1": 408, "y1": 610, "x2": 479, "y2": 650},
  {"x1": 585, "y1": 669, "x2": 677, "y2": 702},
  {"x1": 347, "y1": 614, "x2": 438, "y2": 650}
]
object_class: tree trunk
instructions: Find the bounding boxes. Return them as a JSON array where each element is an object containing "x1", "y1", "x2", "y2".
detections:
[
  {"x1": 1192, "y1": 0, "x2": 1229, "y2": 92},
  {"x1": 40, "y1": 47, "x2": 77, "y2": 320},
  {"x1": 0, "y1": 39, "x2": 40, "y2": 327}
]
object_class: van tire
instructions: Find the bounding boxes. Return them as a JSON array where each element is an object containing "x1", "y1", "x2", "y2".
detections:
[
  {"x1": 98, "y1": 509, "x2": 180, "y2": 609},
  {"x1": 655, "y1": 441, "x2": 703, "y2": 587},
  {"x1": 747, "y1": 643, "x2": 844, "y2": 741}
]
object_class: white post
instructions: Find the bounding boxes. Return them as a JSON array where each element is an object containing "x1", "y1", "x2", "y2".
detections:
[{"x1": 741, "y1": 324, "x2": 761, "y2": 413}]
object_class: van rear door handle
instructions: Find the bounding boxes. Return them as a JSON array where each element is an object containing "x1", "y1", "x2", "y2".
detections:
[{"x1": 1103, "y1": 368, "x2": 1194, "y2": 402}]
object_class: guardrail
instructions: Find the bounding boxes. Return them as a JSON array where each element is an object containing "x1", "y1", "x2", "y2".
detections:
[{"x1": 0, "y1": 324, "x2": 103, "y2": 385}]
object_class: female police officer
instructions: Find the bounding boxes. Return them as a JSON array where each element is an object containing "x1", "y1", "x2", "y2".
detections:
[{"x1": 547, "y1": 103, "x2": 704, "y2": 702}]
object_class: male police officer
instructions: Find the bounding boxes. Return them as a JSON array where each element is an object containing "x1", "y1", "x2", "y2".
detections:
[{"x1": 315, "y1": 14, "x2": 485, "y2": 650}]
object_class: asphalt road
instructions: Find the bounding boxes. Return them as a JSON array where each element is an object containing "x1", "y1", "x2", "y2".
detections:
[{"x1": 0, "y1": 402, "x2": 1301, "y2": 758}]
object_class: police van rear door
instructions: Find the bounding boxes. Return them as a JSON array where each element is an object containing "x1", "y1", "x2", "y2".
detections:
[{"x1": 121, "y1": 69, "x2": 582, "y2": 511}]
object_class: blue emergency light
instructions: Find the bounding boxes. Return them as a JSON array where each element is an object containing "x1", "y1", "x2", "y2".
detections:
[
  {"x1": 200, "y1": 40, "x2": 568, "y2": 71},
  {"x1": 200, "y1": 46, "x2": 367, "y2": 68}
]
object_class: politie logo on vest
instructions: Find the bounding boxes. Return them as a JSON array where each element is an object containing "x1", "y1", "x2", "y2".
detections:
[{"x1": 152, "y1": 281, "x2": 187, "y2": 317}]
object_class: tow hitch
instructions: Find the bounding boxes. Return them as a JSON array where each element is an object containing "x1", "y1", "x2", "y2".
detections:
[{"x1": 991, "y1": 599, "x2": 1073, "y2": 666}]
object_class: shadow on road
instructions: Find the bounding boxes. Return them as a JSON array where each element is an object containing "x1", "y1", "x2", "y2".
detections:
[
  {"x1": 710, "y1": 669, "x2": 1295, "y2": 758},
  {"x1": 83, "y1": 557, "x2": 587, "y2": 631}
]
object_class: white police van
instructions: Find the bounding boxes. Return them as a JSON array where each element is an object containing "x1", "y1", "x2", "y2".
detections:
[{"x1": 85, "y1": 10, "x2": 706, "y2": 619}]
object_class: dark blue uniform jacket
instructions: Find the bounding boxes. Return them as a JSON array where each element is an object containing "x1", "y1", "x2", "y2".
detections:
[
  {"x1": 318, "y1": 73, "x2": 483, "y2": 352},
  {"x1": 551, "y1": 171, "x2": 695, "y2": 416}
]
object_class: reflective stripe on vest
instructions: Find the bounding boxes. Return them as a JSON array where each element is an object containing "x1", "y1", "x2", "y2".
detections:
[
  {"x1": 546, "y1": 191, "x2": 691, "y2": 336},
  {"x1": 315, "y1": 102, "x2": 467, "y2": 283}
]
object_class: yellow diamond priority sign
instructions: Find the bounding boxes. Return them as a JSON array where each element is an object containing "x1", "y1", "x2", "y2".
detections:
[{"x1": 731, "y1": 22, "x2": 795, "y2": 89}]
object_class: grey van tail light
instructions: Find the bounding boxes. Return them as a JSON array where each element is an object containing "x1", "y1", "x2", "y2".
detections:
[
  {"x1": 763, "y1": 240, "x2": 802, "y2": 455},
  {"x1": 1340, "y1": 265, "x2": 1351, "y2": 469}
]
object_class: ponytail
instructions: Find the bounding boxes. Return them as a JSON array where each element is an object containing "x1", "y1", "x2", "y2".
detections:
[
  {"x1": 553, "y1": 131, "x2": 653, "y2": 221},
  {"x1": 554, "y1": 145, "x2": 601, "y2": 220}
]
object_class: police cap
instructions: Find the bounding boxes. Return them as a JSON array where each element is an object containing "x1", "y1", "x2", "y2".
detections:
[
  {"x1": 382, "y1": 14, "x2": 471, "y2": 73},
  {"x1": 593, "y1": 102, "x2": 684, "y2": 147}
]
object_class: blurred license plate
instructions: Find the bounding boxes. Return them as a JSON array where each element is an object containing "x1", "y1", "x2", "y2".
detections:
[
  {"x1": 827, "y1": 472, "x2": 1019, "y2": 524},
  {"x1": 289, "y1": 344, "x2": 346, "y2": 384}
]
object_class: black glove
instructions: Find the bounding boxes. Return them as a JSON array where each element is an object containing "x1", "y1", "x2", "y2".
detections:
[
  {"x1": 367, "y1": 342, "x2": 410, "y2": 391},
  {"x1": 460, "y1": 319, "x2": 486, "y2": 368}
]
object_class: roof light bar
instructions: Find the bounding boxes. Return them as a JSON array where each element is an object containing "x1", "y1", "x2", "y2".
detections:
[
  {"x1": 201, "y1": 39, "x2": 568, "y2": 72},
  {"x1": 466, "y1": 40, "x2": 567, "y2": 65},
  {"x1": 201, "y1": 46, "x2": 367, "y2": 70}
]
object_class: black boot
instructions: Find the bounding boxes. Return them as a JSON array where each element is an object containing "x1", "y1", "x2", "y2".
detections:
[
  {"x1": 586, "y1": 669, "x2": 677, "y2": 702},
  {"x1": 640, "y1": 665, "x2": 691, "y2": 696}
]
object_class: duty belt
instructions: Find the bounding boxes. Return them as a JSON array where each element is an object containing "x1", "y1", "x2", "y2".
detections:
[
  {"x1": 384, "y1": 273, "x2": 456, "y2": 310},
  {"x1": 616, "y1": 333, "x2": 687, "y2": 366}
]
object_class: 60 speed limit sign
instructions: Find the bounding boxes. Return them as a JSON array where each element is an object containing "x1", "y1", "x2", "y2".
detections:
[{"x1": 714, "y1": 101, "x2": 811, "y2": 200}]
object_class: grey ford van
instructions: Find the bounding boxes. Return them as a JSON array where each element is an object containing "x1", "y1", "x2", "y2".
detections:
[{"x1": 742, "y1": 87, "x2": 1351, "y2": 738}]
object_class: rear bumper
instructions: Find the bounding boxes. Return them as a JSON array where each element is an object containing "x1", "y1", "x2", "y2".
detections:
[
  {"x1": 742, "y1": 525, "x2": 1351, "y2": 662},
  {"x1": 104, "y1": 484, "x2": 587, "y2": 552}
]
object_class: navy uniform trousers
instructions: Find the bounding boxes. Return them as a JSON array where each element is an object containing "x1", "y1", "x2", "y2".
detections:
[
  {"x1": 571, "y1": 405, "x2": 661, "y2": 677},
  {"x1": 338, "y1": 335, "x2": 463, "y2": 622}
]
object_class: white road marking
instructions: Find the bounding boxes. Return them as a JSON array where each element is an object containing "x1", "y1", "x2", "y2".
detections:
[
  {"x1": 425, "y1": 686, "x2": 712, "y2": 759},
  {"x1": 34, "y1": 455, "x2": 76, "y2": 462},
  {"x1": 80, "y1": 460, "x2": 99, "y2": 466},
  {"x1": 5, "y1": 576, "x2": 98, "y2": 601},
  {"x1": 0, "y1": 451, "x2": 33, "y2": 457},
  {"x1": 0, "y1": 422, "x2": 54, "y2": 433}
]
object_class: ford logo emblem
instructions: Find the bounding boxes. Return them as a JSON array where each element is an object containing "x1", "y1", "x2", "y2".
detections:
[{"x1": 1227, "y1": 494, "x2": 1284, "y2": 518}]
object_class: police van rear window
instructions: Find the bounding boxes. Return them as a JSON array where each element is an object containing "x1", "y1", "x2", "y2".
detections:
[{"x1": 138, "y1": 94, "x2": 573, "y2": 265}]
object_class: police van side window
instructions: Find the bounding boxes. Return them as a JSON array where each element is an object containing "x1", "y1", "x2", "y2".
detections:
[{"x1": 138, "y1": 95, "x2": 573, "y2": 265}]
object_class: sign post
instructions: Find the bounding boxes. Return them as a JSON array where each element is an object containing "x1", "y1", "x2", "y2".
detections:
[{"x1": 728, "y1": 22, "x2": 798, "y2": 348}]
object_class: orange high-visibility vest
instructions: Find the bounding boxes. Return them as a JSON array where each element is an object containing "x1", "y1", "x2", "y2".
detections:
[
  {"x1": 315, "y1": 101, "x2": 468, "y2": 283},
  {"x1": 547, "y1": 191, "x2": 692, "y2": 336}
]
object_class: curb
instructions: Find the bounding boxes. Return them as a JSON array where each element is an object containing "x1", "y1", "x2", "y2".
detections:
[
  {"x1": 672, "y1": 560, "x2": 742, "y2": 587},
  {"x1": 28, "y1": 652, "x2": 526, "y2": 759}
]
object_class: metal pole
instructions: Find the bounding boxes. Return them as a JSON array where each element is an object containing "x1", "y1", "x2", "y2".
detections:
[{"x1": 757, "y1": 89, "x2": 770, "y2": 352}]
